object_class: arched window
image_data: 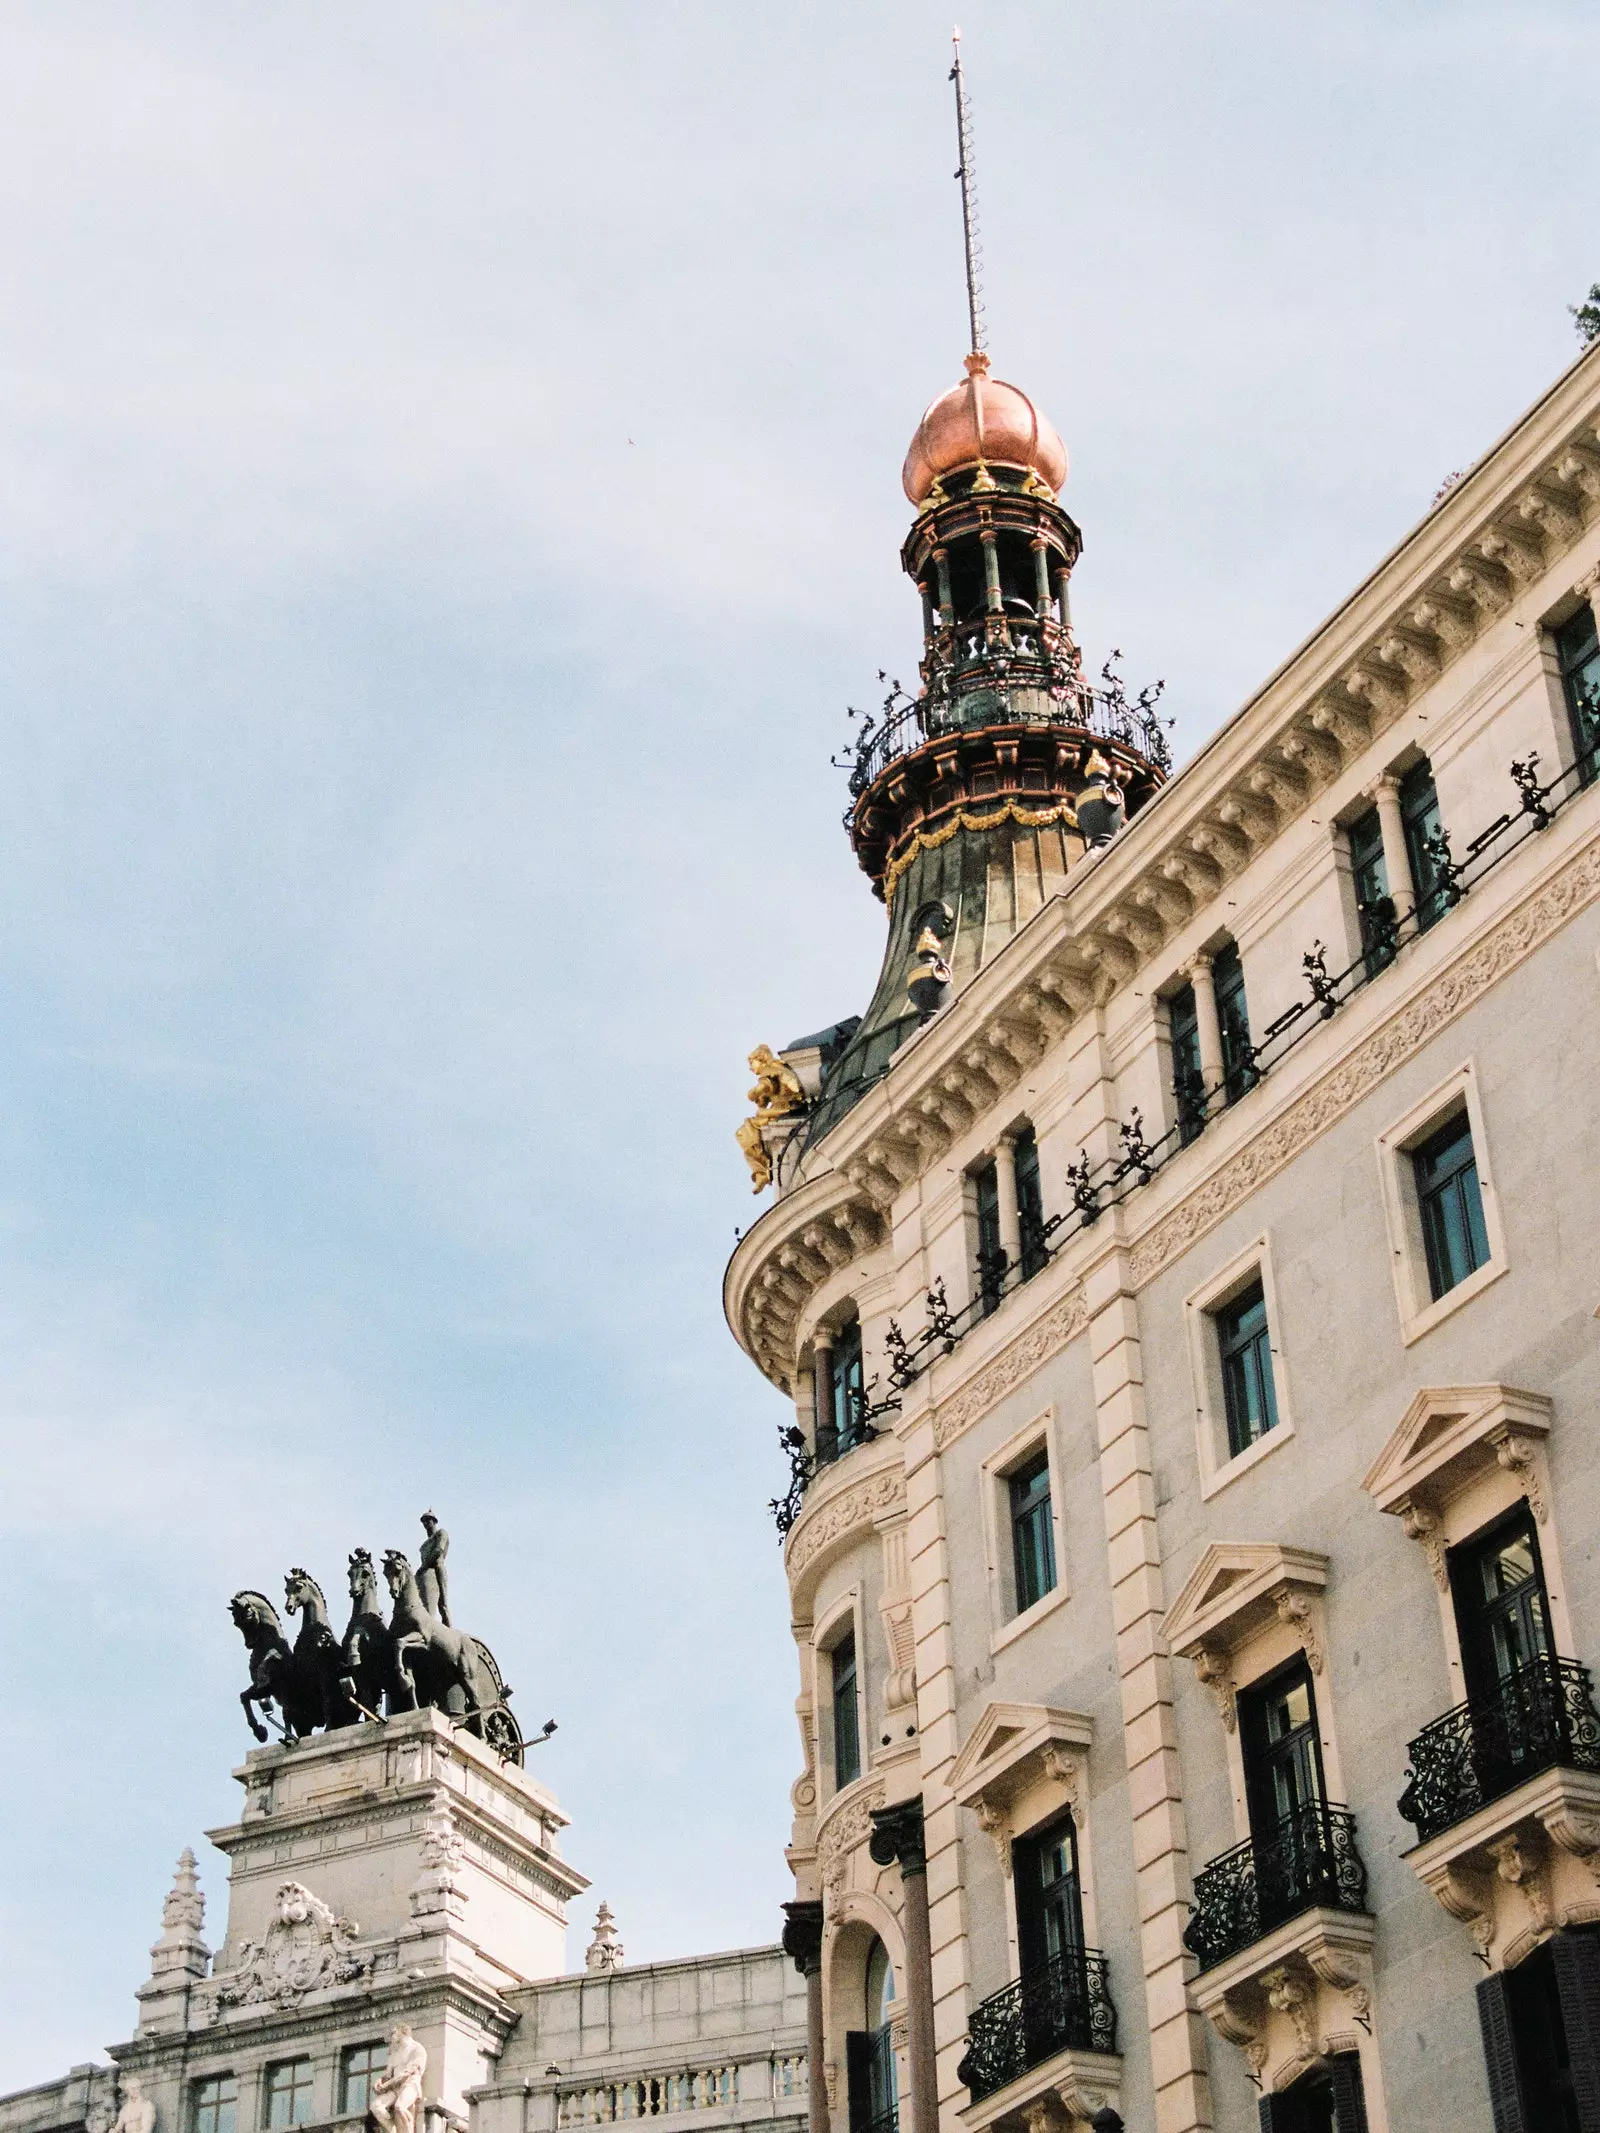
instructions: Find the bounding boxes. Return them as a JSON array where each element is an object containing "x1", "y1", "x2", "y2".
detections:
[{"x1": 846, "y1": 1938, "x2": 899, "y2": 2133}]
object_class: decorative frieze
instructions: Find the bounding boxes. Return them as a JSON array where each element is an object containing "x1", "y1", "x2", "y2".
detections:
[
  {"x1": 929, "y1": 1285, "x2": 1088, "y2": 1452},
  {"x1": 784, "y1": 1462, "x2": 906, "y2": 1582}
]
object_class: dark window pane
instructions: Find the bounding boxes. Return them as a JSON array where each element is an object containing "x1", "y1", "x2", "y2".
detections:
[
  {"x1": 1216, "y1": 1280, "x2": 1279, "y2": 1458},
  {"x1": 831, "y1": 1322, "x2": 866, "y2": 1452},
  {"x1": 1413, "y1": 1111, "x2": 1489, "y2": 1300},
  {"x1": 1348, "y1": 808, "x2": 1397, "y2": 978},
  {"x1": 974, "y1": 1160, "x2": 1003, "y2": 1316},
  {"x1": 1213, "y1": 944, "x2": 1255, "y2": 1103},
  {"x1": 1012, "y1": 1812, "x2": 1084, "y2": 1974},
  {"x1": 1400, "y1": 762, "x2": 1449, "y2": 932},
  {"x1": 342, "y1": 2046, "x2": 386, "y2": 2117},
  {"x1": 832, "y1": 1632, "x2": 860, "y2": 1789},
  {"x1": 1558, "y1": 606, "x2": 1600, "y2": 786},
  {"x1": 1169, "y1": 985, "x2": 1204, "y2": 1144},
  {"x1": 264, "y1": 2064, "x2": 313, "y2": 2132},
  {"x1": 1239, "y1": 1661, "x2": 1326, "y2": 1849},
  {"x1": 193, "y1": 2080, "x2": 238, "y2": 2133},
  {"x1": 1451, "y1": 1507, "x2": 1554, "y2": 1708},
  {"x1": 1014, "y1": 1129, "x2": 1047, "y2": 1280},
  {"x1": 1009, "y1": 1450, "x2": 1056, "y2": 1613}
]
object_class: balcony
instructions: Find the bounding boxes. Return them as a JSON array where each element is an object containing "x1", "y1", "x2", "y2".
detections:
[
  {"x1": 1182, "y1": 1803, "x2": 1369, "y2": 1974},
  {"x1": 1399, "y1": 1654, "x2": 1600, "y2": 1844},
  {"x1": 956, "y1": 1947, "x2": 1117, "y2": 2103}
]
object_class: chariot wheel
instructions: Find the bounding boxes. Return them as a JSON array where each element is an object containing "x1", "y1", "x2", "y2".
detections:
[{"x1": 482, "y1": 1704, "x2": 525, "y2": 1765}]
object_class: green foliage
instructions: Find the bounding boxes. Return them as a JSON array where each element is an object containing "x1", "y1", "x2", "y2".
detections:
[{"x1": 1574, "y1": 283, "x2": 1600, "y2": 347}]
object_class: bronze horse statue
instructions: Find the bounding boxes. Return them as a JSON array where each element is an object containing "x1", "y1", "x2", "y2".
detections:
[
  {"x1": 230, "y1": 1589, "x2": 325, "y2": 1743},
  {"x1": 336, "y1": 1548, "x2": 391, "y2": 1723},
  {"x1": 283, "y1": 1567, "x2": 344, "y2": 1729},
  {"x1": 383, "y1": 1547, "x2": 492, "y2": 1719}
]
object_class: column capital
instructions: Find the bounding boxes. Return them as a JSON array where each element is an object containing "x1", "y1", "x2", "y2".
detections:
[
  {"x1": 780, "y1": 1899, "x2": 824, "y2": 1977},
  {"x1": 1181, "y1": 950, "x2": 1214, "y2": 980},
  {"x1": 868, "y1": 1797, "x2": 927, "y2": 1876},
  {"x1": 1364, "y1": 769, "x2": 1404, "y2": 802},
  {"x1": 1575, "y1": 564, "x2": 1600, "y2": 599}
]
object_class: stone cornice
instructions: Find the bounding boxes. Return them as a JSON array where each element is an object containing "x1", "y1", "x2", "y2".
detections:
[
  {"x1": 783, "y1": 1445, "x2": 906, "y2": 1601},
  {"x1": 723, "y1": 1166, "x2": 886, "y2": 1392},
  {"x1": 109, "y1": 1970, "x2": 519, "y2": 2067}
]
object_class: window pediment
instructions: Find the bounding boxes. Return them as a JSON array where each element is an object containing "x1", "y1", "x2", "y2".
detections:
[
  {"x1": 1163, "y1": 1543, "x2": 1329, "y2": 1663},
  {"x1": 1361, "y1": 1382, "x2": 1551, "y2": 1518},
  {"x1": 949, "y1": 1703, "x2": 1093, "y2": 1860}
]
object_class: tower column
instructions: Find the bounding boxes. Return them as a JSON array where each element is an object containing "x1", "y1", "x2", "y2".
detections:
[
  {"x1": 1368, "y1": 771, "x2": 1416, "y2": 915},
  {"x1": 868, "y1": 1802, "x2": 938, "y2": 2133},
  {"x1": 812, "y1": 1331, "x2": 835, "y2": 1458},
  {"x1": 933, "y1": 547, "x2": 954, "y2": 628},
  {"x1": 980, "y1": 528, "x2": 1002, "y2": 613},
  {"x1": 780, "y1": 1902, "x2": 828, "y2": 2133},
  {"x1": 993, "y1": 1134, "x2": 1022, "y2": 1281},
  {"x1": 1185, "y1": 953, "x2": 1225, "y2": 1107},
  {"x1": 1031, "y1": 536, "x2": 1052, "y2": 616}
]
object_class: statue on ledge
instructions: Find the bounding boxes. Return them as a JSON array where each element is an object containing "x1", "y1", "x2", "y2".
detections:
[
  {"x1": 417, "y1": 1511, "x2": 451, "y2": 1624},
  {"x1": 735, "y1": 1044, "x2": 805, "y2": 1192},
  {"x1": 370, "y1": 2024, "x2": 427, "y2": 2133}
]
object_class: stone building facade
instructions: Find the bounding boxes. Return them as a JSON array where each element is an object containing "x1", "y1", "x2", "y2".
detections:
[
  {"x1": 0, "y1": 1714, "x2": 809, "y2": 2133},
  {"x1": 726, "y1": 334, "x2": 1600, "y2": 2133}
]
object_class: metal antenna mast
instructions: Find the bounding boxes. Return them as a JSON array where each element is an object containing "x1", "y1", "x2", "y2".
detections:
[{"x1": 950, "y1": 27, "x2": 986, "y2": 356}]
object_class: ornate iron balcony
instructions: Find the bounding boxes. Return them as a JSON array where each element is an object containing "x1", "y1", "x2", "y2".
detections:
[
  {"x1": 955, "y1": 1947, "x2": 1117, "y2": 2102},
  {"x1": 1398, "y1": 1654, "x2": 1600, "y2": 1845},
  {"x1": 1182, "y1": 1803, "x2": 1368, "y2": 1974}
]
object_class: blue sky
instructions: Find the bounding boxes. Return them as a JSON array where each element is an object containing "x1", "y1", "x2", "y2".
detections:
[{"x1": 0, "y1": 0, "x2": 1594, "y2": 2087}]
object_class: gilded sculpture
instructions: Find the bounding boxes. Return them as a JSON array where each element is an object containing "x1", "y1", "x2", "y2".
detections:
[{"x1": 735, "y1": 1044, "x2": 805, "y2": 1192}]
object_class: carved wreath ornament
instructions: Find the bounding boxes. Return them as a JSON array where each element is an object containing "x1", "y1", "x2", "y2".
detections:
[{"x1": 208, "y1": 1880, "x2": 373, "y2": 2012}]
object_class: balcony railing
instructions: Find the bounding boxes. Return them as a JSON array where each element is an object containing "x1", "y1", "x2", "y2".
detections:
[
  {"x1": 956, "y1": 1947, "x2": 1117, "y2": 2102},
  {"x1": 1182, "y1": 1803, "x2": 1368, "y2": 1974},
  {"x1": 1398, "y1": 1654, "x2": 1600, "y2": 1845}
]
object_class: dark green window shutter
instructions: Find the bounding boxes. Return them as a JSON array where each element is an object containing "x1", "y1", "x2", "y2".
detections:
[
  {"x1": 1256, "y1": 2095, "x2": 1290, "y2": 2132},
  {"x1": 1329, "y1": 2051, "x2": 1371, "y2": 2133},
  {"x1": 1551, "y1": 1930, "x2": 1600, "y2": 2130},
  {"x1": 1478, "y1": 1971, "x2": 1533, "y2": 2133}
]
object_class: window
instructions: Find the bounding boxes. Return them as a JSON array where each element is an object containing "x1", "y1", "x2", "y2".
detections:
[
  {"x1": 1014, "y1": 1129, "x2": 1047, "y2": 1281},
  {"x1": 262, "y1": 2063, "x2": 314, "y2": 2131},
  {"x1": 1557, "y1": 604, "x2": 1600, "y2": 783},
  {"x1": 831, "y1": 1630, "x2": 861, "y2": 1789},
  {"x1": 192, "y1": 2079, "x2": 237, "y2": 2133},
  {"x1": 1168, "y1": 984, "x2": 1204, "y2": 1143},
  {"x1": 845, "y1": 1939, "x2": 899, "y2": 2133},
  {"x1": 973, "y1": 1159, "x2": 1004, "y2": 1316},
  {"x1": 1216, "y1": 1281, "x2": 1279, "y2": 1458},
  {"x1": 341, "y1": 2044, "x2": 386, "y2": 2117},
  {"x1": 1400, "y1": 760, "x2": 1451, "y2": 932},
  {"x1": 1451, "y1": 1507, "x2": 1554, "y2": 1726},
  {"x1": 1240, "y1": 1661, "x2": 1326, "y2": 1843},
  {"x1": 1347, "y1": 807, "x2": 1397, "y2": 977},
  {"x1": 1008, "y1": 1450, "x2": 1057, "y2": 1615},
  {"x1": 1477, "y1": 1934, "x2": 1599, "y2": 2133},
  {"x1": 1012, "y1": 1812, "x2": 1085, "y2": 1975},
  {"x1": 1212, "y1": 942, "x2": 1255, "y2": 1103},
  {"x1": 1413, "y1": 1110, "x2": 1489, "y2": 1300},
  {"x1": 820, "y1": 1320, "x2": 866, "y2": 1460},
  {"x1": 1256, "y1": 2054, "x2": 1370, "y2": 2133}
]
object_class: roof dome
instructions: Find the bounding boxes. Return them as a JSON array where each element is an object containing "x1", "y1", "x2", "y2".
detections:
[{"x1": 901, "y1": 352, "x2": 1068, "y2": 506}]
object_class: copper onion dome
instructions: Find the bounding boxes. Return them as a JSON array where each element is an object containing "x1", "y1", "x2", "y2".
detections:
[{"x1": 901, "y1": 351, "x2": 1069, "y2": 506}]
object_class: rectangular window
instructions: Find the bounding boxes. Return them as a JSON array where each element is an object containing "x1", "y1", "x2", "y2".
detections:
[
  {"x1": 1014, "y1": 1128, "x2": 1047, "y2": 1281},
  {"x1": 1412, "y1": 1110, "x2": 1489, "y2": 1300},
  {"x1": 831, "y1": 1630, "x2": 860, "y2": 1789},
  {"x1": 1451, "y1": 1506, "x2": 1553, "y2": 1708},
  {"x1": 1215, "y1": 1280, "x2": 1279, "y2": 1458},
  {"x1": 1212, "y1": 943, "x2": 1255, "y2": 1103},
  {"x1": 1347, "y1": 807, "x2": 1397, "y2": 978},
  {"x1": 1558, "y1": 604, "x2": 1600, "y2": 784},
  {"x1": 1400, "y1": 761, "x2": 1450, "y2": 932},
  {"x1": 1239, "y1": 1659, "x2": 1326, "y2": 1848},
  {"x1": 263, "y1": 2063, "x2": 314, "y2": 2132},
  {"x1": 1008, "y1": 1449, "x2": 1057, "y2": 1615},
  {"x1": 341, "y1": 2044, "x2": 386, "y2": 2117},
  {"x1": 973, "y1": 1159, "x2": 1004, "y2": 1316},
  {"x1": 192, "y1": 2079, "x2": 237, "y2": 2133},
  {"x1": 1012, "y1": 1812, "x2": 1085, "y2": 1975},
  {"x1": 830, "y1": 1321, "x2": 865, "y2": 1453},
  {"x1": 1168, "y1": 984, "x2": 1205, "y2": 1144}
]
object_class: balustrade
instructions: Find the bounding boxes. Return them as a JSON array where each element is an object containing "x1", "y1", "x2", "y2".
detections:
[
  {"x1": 1182, "y1": 1803, "x2": 1368, "y2": 1974},
  {"x1": 557, "y1": 2066, "x2": 748, "y2": 2127},
  {"x1": 1398, "y1": 1654, "x2": 1600, "y2": 1844},
  {"x1": 955, "y1": 1947, "x2": 1117, "y2": 2103}
]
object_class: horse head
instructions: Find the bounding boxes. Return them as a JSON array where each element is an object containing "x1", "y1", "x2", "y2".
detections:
[
  {"x1": 348, "y1": 1548, "x2": 379, "y2": 1606},
  {"x1": 284, "y1": 1567, "x2": 328, "y2": 1624},
  {"x1": 230, "y1": 1590, "x2": 285, "y2": 1647},
  {"x1": 382, "y1": 1548, "x2": 415, "y2": 1598}
]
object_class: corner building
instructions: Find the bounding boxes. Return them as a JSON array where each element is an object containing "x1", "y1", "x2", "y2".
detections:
[{"x1": 727, "y1": 336, "x2": 1600, "y2": 2132}]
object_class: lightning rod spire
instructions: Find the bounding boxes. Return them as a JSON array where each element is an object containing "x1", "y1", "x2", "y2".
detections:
[{"x1": 950, "y1": 27, "x2": 987, "y2": 357}]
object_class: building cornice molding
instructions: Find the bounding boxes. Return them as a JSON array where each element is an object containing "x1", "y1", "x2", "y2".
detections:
[
  {"x1": 927, "y1": 1280, "x2": 1089, "y2": 1454},
  {"x1": 723, "y1": 1168, "x2": 886, "y2": 1392},
  {"x1": 783, "y1": 1448, "x2": 906, "y2": 1595}
]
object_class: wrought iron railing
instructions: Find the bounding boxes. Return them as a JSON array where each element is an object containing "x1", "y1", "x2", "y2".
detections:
[
  {"x1": 768, "y1": 1381, "x2": 900, "y2": 1538},
  {"x1": 955, "y1": 1947, "x2": 1117, "y2": 2101},
  {"x1": 837, "y1": 650, "x2": 1171, "y2": 803},
  {"x1": 1182, "y1": 1803, "x2": 1368, "y2": 1974},
  {"x1": 1398, "y1": 1654, "x2": 1600, "y2": 1844}
]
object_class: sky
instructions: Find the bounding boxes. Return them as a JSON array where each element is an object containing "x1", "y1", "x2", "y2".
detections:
[{"x1": 0, "y1": 0, "x2": 1595, "y2": 2089}]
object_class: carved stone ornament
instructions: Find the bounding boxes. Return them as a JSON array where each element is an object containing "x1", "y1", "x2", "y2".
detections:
[
  {"x1": 817, "y1": 1781, "x2": 886, "y2": 1897},
  {"x1": 736, "y1": 1045, "x2": 806, "y2": 1192},
  {"x1": 585, "y1": 1901, "x2": 626, "y2": 1973},
  {"x1": 109, "y1": 2080, "x2": 155, "y2": 2133},
  {"x1": 931, "y1": 1286, "x2": 1088, "y2": 1453},
  {"x1": 785, "y1": 1465, "x2": 906, "y2": 1581},
  {"x1": 208, "y1": 1879, "x2": 374, "y2": 2012},
  {"x1": 1193, "y1": 1645, "x2": 1237, "y2": 1731},
  {"x1": 409, "y1": 1798, "x2": 469, "y2": 1922}
]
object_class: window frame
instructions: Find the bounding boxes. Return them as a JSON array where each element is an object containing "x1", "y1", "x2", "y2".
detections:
[
  {"x1": 980, "y1": 1411, "x2": 1069, "y2": 1651},
  {"x1": 191, "y1": 2077, "x2": 238, "y2": 2133},
  {"x1": 1399, "y1": 759, "x2": 1450, "y2": 934},
  {"x1": 971, "y1": 1157, "x2": 1004, "y2": 1318},
  {"x1": 817, "y1": 1601, "x2": 864, "y2": 1796},
  {"x1": 1413, "y1": 1109, "x2": 1491, "y2": 1302},
  {"x1": 1166, "y1": 981, "x2": 1205, "y2": 1146},
  {"x1": 340, "y1": 2043, "x2": 387, "y2": 2118},
  {"x1": 1375, "y1": 1062, "x2": 1508, "y2": 1346},
  {"x1": 1215, "y1": 1278, "x2": 1280, "y2": 1461},
  {"x1": 1184, "y1": 1237, "x2": 1296, "y2": 1497},
  {"x1": 1212, "y1": 941, "x2": 1256, "y2": 1105},
  {"x1": 1013, "y1": 1127, "x2": 1047, "y2": 1283},
  {"x1": 1008, "y1": 1448, "x2": 1057, "y2": 1617},
  {"x1": 1554, "y1": 600, "x2": 1600, "y2": 785},
  {"x1": 261, "y1": 2061, "x2": 315, "y2": 2133}
]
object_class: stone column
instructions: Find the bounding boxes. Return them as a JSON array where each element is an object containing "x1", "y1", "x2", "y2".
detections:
[
  {"x1": 1579, "y1": 564, "x2": 1600, "y2": 635},
  {"x1": 781, "y1": 1902, "x2": 828, "y2": 2133},
  {"x1": 869, "y1": 1801, "x2": 937, "y2": 2133},
  {"x1": 813, "y1": 1331, "x2": 835, "y2": 1457},
  {"x1": 993, "y1": 1135, "x2": 1022, "y2": 1282},
  {"x1": 1184, "y1": 954, "x2": 1224, "y2": 1107},
  {"x1": 933, "y1": 548, "x2": 954, "y2": 629},
  {"x1": 1368, "y1": 771, "x2": 1415, "y2": 915},
  {"x1": 1031, "y1": 537, "x2": 1052, "y2": 616}
]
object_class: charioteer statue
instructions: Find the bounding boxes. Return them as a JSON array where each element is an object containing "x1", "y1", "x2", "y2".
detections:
[{"x1": 229, "y1": 1513, "x2": 526, "y2": 1763}]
